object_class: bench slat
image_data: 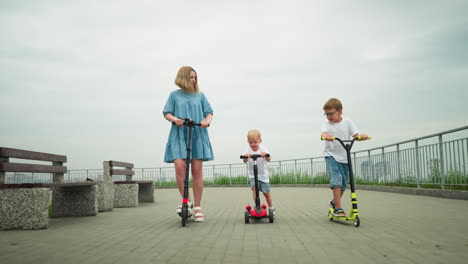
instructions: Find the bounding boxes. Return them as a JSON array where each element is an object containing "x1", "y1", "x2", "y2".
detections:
[
  {"x1": 43, "y1": 182, "x2": 96, "y2": 187},
  {"x1": 110, "y1": 168, "x2": 134, "y2": 176},
  {"x1": 0, "y1": 183, "x2": 45, "y2": 189},
  {"x1": 0, "y1": 162, "x2": 67, "y2": 174},
  {"x1": 114, "y1": 180, "x2": 153, "y2": 184},
  {"x1": 0, "y1": 147, "x2": 67, "y2": 163},
  {"x1": 109, "y1": 161, "x2": 134, "y2": 168}
]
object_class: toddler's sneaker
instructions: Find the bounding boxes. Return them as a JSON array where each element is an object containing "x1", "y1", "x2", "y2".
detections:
[
  {"x1": 333, "y1": 208, "x2": 346, "y2": 217},
  {"x1": 269, "y1": 207, "x2": 276, "y2": 217},
  {"x1": 329, "y1": 200, "x2": 335, "y2": 210}
]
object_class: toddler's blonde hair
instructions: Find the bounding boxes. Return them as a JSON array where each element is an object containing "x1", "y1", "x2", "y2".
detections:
[{"x1": 247, "y1": 130, "x2": 262, "y2": 140}]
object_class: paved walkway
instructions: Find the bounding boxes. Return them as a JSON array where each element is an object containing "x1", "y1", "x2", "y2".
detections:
[{"x1": 1, "y1": 187, "x2": 468, "y2": 264}]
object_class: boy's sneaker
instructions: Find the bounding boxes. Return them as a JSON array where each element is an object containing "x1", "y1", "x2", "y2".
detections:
[
  {"x1": 329, "y1": 200, "x2": 335, "y2": 210},
  {"x1": 333, "y1": 208, "x2": 346, "y2": 217}
]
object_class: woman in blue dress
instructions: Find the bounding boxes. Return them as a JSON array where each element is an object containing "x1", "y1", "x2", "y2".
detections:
[{"x1": 163, "y1": 66, "x2": 214, "y2": 222}]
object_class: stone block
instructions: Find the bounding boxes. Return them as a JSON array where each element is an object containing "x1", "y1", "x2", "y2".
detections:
[
  {"x1": 97, "y1": 181, "x2": 114, "y2": 212},
  {"x1": 51, "y1": 185, "x2": 98, "y2": 217},
  {"x1": 114, "y1": 183, "x2": 139, "y2": 207},
  {"x1": 0, "y1": 188, "x2": 51, "y2": 230},
  {"x1": 138, "y1": 182, "x2": 155, "y2": 203}
]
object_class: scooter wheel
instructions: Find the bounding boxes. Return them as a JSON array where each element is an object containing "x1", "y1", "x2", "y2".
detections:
[
  {"x1": 353, "y1": 216, "x2": 360, "y2": 227},
  {"x1": 328, "y1": 211, "x2": 333, "y2": 221},
  {"x1": 244, "y1": 211, "x2": 250, "y2": 224},
  {"x1": 181, "y1": 206, "x2": 188, "y2": 227},
  {"x1": 268, "y1": 209, "x2": 274, "y2": 223}
]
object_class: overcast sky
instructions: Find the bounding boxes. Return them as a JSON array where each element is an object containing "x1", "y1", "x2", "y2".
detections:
[{"x1": 1, "y1": 0, "x2": 468, "y2": 169}]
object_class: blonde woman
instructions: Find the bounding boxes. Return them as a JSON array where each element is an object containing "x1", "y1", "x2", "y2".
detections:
[{"x1": 163, "y1": 66, "x2": 214, "y2": 222}]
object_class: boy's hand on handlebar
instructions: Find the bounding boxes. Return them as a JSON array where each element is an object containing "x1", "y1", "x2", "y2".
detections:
[
  {"x1": 323, "y1": 134, "x2": 334, "y2": 141},
  {"x1": 356, "y1": 134, "x2": 369, "y2": 140}
]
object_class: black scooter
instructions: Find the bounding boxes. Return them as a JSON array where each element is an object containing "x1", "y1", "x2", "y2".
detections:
[{"x1": 175, "y1": 118, "x2": 202, "y2": 227}]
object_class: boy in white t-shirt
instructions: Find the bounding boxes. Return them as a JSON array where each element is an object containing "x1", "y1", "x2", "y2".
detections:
[
  {"x1": 321, "y1": 98, "x2": 368, "y2": 217},
  {"x1": 242, "y1": 130, "x2": 274, "y2": 213}
]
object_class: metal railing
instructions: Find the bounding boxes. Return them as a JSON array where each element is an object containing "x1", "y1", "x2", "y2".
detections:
[{"x1": 5, "y1": 126, "x2": 468, "y2": 189}]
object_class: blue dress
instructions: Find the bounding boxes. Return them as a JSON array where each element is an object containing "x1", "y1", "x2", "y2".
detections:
[{"x1": 163, "y1": 89, "x2": 214, "y2": 163}]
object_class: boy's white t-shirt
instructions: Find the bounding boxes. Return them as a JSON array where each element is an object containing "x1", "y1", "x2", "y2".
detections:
[
  {"x1": 321, "y1": 116, "x2": 359, "y2": 163},
  {"x1": 246, "y1": 145, "x2": 270, "y2": 183}
]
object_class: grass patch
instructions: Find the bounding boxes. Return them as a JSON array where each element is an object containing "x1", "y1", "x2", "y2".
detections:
[{"x1": 153, "y1": 172, "x2": 468, "y2": 190}]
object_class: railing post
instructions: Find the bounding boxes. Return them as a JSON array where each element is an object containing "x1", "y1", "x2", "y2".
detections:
[
  {"x1": 465, "y1": 139, "x2": 468, "y2": 185},
  {"x1": 159, "y1": 168, "x2": 162, "y2": 187},
  {"x1": 310, "y1": 158, "x2": 314, "y2": 184},
  {"x1": 368, "y1": 150, "x2": 373, "y2": 183},
  {"x1": 229, "y1": 164, "x2": 232, "y2": 185},
  {"x1": 212, "y1": 165, "x2": 215, "y2": 185},
  {"x1": 397, "y1": 144, "x2": 401, "y2": 181},
  {"x1": 415, "y1": 140, "x2": 421, "y2": 188},
  {"x1": 439, "y1": 135, "x2": 446, "y2": 190},
  {"x1": 279, "y1": 161, "x2": 282, "y2": 183},
  {"x1": 382, "y1": 147, "x2": 386, "y2": 184},
  {"x1": 294, "y1": 160, "x2": 297, "y2": 184}
]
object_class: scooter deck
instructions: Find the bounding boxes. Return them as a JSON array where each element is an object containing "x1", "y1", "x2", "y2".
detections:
[{"x1": 328, "y1": 209, "x2": 358, "y2": 221}]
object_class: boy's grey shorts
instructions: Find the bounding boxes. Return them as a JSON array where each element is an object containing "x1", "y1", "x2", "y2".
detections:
[{"x1": 249, "y1": 178, "x2": 271, "y2": 193}]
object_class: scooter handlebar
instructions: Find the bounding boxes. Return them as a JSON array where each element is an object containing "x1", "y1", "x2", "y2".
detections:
[
  {"x1": 321, "y1": 136, "x2": 371, "y2": 141},
  {"x1": 172, "y1": 118, "x2": 208, "y2": 127},
  {"x1": 240, "y1": 154, "x2": 270, "y2": 159}
]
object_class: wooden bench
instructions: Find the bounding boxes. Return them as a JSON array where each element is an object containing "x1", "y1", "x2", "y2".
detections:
[
  {"x1": 0, "y1": 147, "x2": 98, "y2": 230},
  {"x1": 101, "y1": 161, "x2": 154, "y2": 208}
]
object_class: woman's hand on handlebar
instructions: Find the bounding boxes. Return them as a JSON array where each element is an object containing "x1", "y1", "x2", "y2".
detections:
[
  {"x1": 200, "y1": 120, "x2": 210, "y2": 128},
  {"x1": 173, "y1": 118, "x2": 184, "y2": 127}
]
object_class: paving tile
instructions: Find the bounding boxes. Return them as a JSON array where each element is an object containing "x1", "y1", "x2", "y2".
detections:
[{"x1": 1, "y1": 187, "x2": 468, "y2": 263}]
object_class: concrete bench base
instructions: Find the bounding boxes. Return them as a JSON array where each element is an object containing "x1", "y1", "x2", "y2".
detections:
[
  {"x1": 0, "y1": 188, "x2": 51, "y2": 230},
  {"x1": 137, "y1": 181, "x2": 155, "y2": 203},
  {"x1": 97, "y1": 181, "x2": 114, "y2": 212},
  {"x1": 114, "y1": 183, "x2": 139, "y2": 207},
  {"x1": 51, "y1": 185, "x2": 98, "y2": 217}
]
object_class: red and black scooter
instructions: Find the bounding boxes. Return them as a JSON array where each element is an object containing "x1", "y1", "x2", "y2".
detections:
[{"x1": 240, "y1": 154, "x2": 274, "y2": 224}]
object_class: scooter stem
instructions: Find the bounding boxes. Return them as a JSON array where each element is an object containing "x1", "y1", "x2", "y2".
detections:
[
  {"x1": 253, "y1": 160, "x2": 261, "y2": 212},
  {"x1": 183, "y1": 124, "x2": 193, "y2": 203}
]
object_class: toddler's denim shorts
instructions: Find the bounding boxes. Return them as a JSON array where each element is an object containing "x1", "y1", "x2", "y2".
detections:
[
  {"x1": 249, "y1": 178, "x2": 271, "y2": 193},
  {"x1": 325, "y1": 156, "x2": 349, "y2": 191}
]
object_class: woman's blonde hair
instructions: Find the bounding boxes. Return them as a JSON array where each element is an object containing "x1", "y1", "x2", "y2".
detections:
[
  {"x1": 175, "y1": 66, "x2": 200, "y2": 93},
  {"x1": 247, "y1": 130, "x2": 262, "y2": 140}
]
